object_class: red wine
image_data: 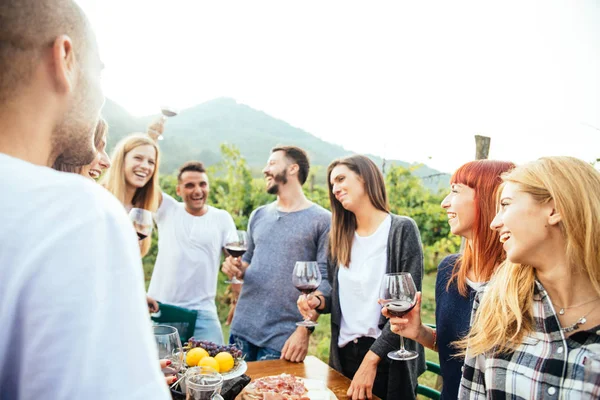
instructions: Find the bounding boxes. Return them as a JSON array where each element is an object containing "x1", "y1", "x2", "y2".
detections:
[
  {"x1": 137, "y1": 232, "x2": 148, "y2": 240},
  {"x1": 385, "y1": 300, "x2": 415, "y2": 317},
  {"x1": 295, "y1": 284, "x2": 318, "y2": 295},
  {"x1": 225, "y1": 244, "x2": 247, "y2": 258}
]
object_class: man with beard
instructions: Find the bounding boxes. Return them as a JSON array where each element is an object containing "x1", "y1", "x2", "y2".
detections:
[
  {"x1": 222, "y1": 146, "x2": 331, "y2": 362},
  {"x1": 0, "y1": 1, "x2": 169, "y2": 398},
  {"x1": 147, "y1": 161, "x2": 237, "y2": 344}
]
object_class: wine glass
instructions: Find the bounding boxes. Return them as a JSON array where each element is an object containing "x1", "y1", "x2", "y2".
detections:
[
  {"x1": 129, "y1": 208, "x2": 153, "y2": 241},
  {"x1": 185, "y1": 366, "x2": 224, "y2": 400},
  {"x1": 292, "y1": 261, "x2": 322, "y2": 327},
  {"x1": 224, "y1": 230, "x2": 248, "y2": 285},
  {"x1": 584, "y1": 353, "x2": 600, "y2": 399},
  {"x1": 380, "y1": 272, "x2": 419, "y2": 361},
  {"x1": 157, "y1": 105, "x2": 179, "y2": 141},
  {"x1": 153, "y1": 325, "x2": 184, "y2": 377}
]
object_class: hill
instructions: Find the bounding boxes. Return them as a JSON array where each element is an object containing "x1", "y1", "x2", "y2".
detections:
[{"x1": 101, "y1": 97, "x2": 450, "y2": 190}]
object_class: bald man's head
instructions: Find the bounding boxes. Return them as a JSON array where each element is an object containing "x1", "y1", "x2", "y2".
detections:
[{"x1": 0, "y1": 0, "x2": 105, "y2": 166}]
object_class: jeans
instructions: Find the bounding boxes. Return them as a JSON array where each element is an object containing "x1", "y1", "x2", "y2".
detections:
[
  {"x1": 193, "y1": 310, "x2": 224, "y2": 344},
  {"x1": 229, "y1": 334, "x2": 281, "y2": 361}
]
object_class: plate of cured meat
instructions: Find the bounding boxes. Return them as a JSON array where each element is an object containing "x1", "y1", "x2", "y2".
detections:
[{"x1": 240, "y1": 374, "x2": 338, "y2": 400}]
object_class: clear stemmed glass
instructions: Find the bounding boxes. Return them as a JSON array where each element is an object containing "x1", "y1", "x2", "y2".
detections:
[
  {"x1": 292, "y1": 261, "x2": 322, "y2": 327},
  {"x1": 157, "y1": 106, "x2": 179, "y2": 141},
  {"x1": 184, "y1": 366, "x2": 224, "y2": 400},
  {"x1": 129, "y1": 208, "x2": 153, "y2": 241},
  {"x1": 224, "y1": 230, "x2": 248, "y2": 285},
  {"x1": 153, "y1": 325, "x2": 184, "y2": 376},
  {"x1": 380, "y1": 272, "x2": 419, "y2": 360}
]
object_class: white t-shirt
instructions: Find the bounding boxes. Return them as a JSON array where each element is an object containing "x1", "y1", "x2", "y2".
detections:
[
  {"x1": 148, "y1": 193, "x2": 237, "y2": 313},
  {"x1": 338, "y1": 215, "x2": 391, "y2": 347},
  {"x1": 0, "y1": 154, "x2": 169, "y2": 400}
]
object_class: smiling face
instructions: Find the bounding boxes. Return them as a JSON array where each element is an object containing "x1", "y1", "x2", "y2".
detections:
[
  {"x1": 329, "y1": 164, "x2": 368, "y2": 212},
  {"x1": 441, "y1": 183, "x2": 477, "y2": 240},
  {"x1": 176, "y1": 171, "x2": 209, "y2": 215},
  {"x1": 123, "y1": 144, "x2": 156, "y2": 189},
  {"x1": 80, "y1": 133, "x2": 110, "y2": 180},
  {"x1": 491, "y1": 182, "x2": 556, "y2": 265},
  {"x1": 262, "y1": 151, "x2": 290, "y2": 195}
]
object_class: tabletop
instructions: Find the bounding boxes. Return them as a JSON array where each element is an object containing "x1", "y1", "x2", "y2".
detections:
[{"x1": 235, "y1": 355, "x2": 381, "y2": 400}]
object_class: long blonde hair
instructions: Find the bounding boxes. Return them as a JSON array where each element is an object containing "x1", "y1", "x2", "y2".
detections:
[
  {"x1": 101, "y1": 133, "x2": 160, "y2": 256},
  {"x1": 460, "y1": 156, "x2": 600, "y2": 356}
]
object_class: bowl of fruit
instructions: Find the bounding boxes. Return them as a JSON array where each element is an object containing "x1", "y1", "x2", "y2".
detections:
[{"x1": 182, "y1": 339, "x2": 247, "y2": 380}]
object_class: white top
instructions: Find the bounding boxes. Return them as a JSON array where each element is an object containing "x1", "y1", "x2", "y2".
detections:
[
  {"x1": 0, "y1": 154, "x2": 169, "y2": 400},
  {"x1": 338, "y1": 215, "x2": 391, "y2": 347},
  {"x1": 148, "y1": 193, "x2": 237, "y2": 312}
]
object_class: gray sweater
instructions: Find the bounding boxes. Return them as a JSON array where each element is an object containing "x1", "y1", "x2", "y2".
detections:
[
  {"x1": 322, "y1": 214, "x2": 426, "y2": 400},
  {"x1": 230, "y1": 202, "x2": 331, "y2": 351}
]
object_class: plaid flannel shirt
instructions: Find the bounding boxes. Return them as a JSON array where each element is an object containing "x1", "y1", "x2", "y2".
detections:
[{"x1": 459, "y1": 281, "x2": 600, "y2": 399}]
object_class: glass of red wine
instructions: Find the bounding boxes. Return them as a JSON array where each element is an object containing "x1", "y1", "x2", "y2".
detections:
[
  {"x1": 224, "y1": 230, "x2": 248, "y2": 285},
  {"x1": 293, "y1": 261, "x2": 322, "y2": 327},
  {"x1": 128, "y1": 208, "x2": 153, "y2": 241},
  {"x1": 157, "y1": 105, "x2": 179, "y2": 141},
  {"x1": 380, "y1": 272, "x2": 419, "y2": 361},
  {"x1": 153, "y1": 325, "x2": 184, "y2": 377}
]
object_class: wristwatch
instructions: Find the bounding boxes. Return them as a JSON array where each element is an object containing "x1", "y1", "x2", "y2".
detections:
[{"x1": 306, "y1": 326, "x2": 315, "y2": 334}]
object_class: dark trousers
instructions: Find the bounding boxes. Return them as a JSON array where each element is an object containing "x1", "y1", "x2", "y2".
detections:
[{"x1": 339, "y1": 337, "x2": 390, "y2": 400}]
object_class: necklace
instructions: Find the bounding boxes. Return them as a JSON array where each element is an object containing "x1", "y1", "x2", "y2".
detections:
[
  {"x1": 553, "y1": 296, "x2": 600, "y2": 315},
  {"x1": 560, "y1": 307, "x2": 596, "y2": 333}
]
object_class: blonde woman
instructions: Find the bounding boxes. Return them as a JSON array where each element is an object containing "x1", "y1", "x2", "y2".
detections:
[
  {"x1": 459, "y1": 156, "x2": 600, "y2": 399},
  {"x1": 101, "y1": 133, "x2": 161, "y2": 257}
]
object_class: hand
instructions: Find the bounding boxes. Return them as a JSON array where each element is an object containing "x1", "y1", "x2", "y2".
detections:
[
  {"x1": 160, "y1": 359, "x2": 178, "y2": 386},
  {"x1": 297, "y1": 291, "x2": 322, "y2": 319},
  {"x1": 381, "y1": 291, "x2": 424, "y2": 341},
  {"x1": 147, "y1": 117, "x2": 165, "y2": 141},
  {"x1": 280, "y1": 327, "x2": 309, "y2": 363},
  {"x1": 221, "y1": 256, "x2": 245, "y2": 279},
  {"x1": 347, "y1": 351, "x2": 379, "y2": 400},
  {"x1": 146, "y1": 295, "x2": 159, "y2": 313}
]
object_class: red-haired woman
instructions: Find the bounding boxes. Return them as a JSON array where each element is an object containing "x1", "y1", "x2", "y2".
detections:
[{"x1": 382, "y1": 160, "x2": 514, "y2": 400}]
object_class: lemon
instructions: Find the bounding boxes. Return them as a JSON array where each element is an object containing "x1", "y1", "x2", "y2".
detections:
[
  {"x1": 186, "y1": 347, "x2": 209, "y2": 367},
  {"x1": 198, "y1": 356, "x2": 220, "y2": 372},
  {"x1": 214, "y1": 352, "x2": 235, "y2": 373}
]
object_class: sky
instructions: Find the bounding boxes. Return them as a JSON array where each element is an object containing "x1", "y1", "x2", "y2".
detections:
[{"x1": 76, "y1": 0, "x2": 599, "y2": 173}]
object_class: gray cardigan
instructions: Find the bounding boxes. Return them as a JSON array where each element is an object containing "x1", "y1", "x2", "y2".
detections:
[{"x1": 321, "y1": 214, "x2": 426, "y2": 400}]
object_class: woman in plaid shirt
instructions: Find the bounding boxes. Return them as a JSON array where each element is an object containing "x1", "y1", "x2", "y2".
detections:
[{"x1": 459, "y1": 156, "x2": 600, "y2": 399}]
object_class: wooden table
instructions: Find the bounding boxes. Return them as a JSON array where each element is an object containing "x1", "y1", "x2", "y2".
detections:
[{"x1": 236, "y1": 356, "x2": 381, "y2": 399}]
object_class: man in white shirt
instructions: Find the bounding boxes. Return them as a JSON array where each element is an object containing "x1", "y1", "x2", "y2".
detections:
[
  {"x1": 148, "y1": 161, "x2": 237, "y2": 344},
  {"x1": 0, "y1": 1, "x2": 169, "y2": 398}
]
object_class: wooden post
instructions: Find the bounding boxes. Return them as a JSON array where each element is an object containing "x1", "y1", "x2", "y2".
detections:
[
  {"x1": 475, "y1": 135, "x2": 491, "y2": 160},
  {"x1": 460, "y1": 135, "x2": 492, "y2": 253}
]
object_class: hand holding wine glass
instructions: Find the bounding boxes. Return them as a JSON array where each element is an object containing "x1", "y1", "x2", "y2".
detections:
[
  {"x1": 381, "y1": 291, "x2": 423, "y2": 342},
  {"x1": 293, "y1": 261, "x2": 322, "y2": 327},
  {"x1": 129, "y1": 208, "x2": 153, "y2": 241},
  {"x1": 380, "y1": 272, "x2": 419, "y2": 361},
  {"x1": 153, "y1": 325, "x2": 184, "y2": 377},
  {"x1": 224, "y1": 230, "x2": 248, "y2": 285},
  {"x1": 156, "y1": 105, "x2": 179, "y2": 141}
]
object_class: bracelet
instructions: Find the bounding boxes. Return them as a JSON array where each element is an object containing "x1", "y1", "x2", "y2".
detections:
[
  {"x1": 314, "y1": 295, "x2": 323, "y2": 309},
  {"x1": 432, "y1": 328, "x2": 438, "y2": 351}
]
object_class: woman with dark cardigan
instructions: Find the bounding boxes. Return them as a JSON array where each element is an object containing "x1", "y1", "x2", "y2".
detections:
[
  {"x1": 299, "y1": 155, "x2": 425, "y2": 400},
  {"x1": 383, "y1": 160, "x2": 514, "y2": 399}
]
